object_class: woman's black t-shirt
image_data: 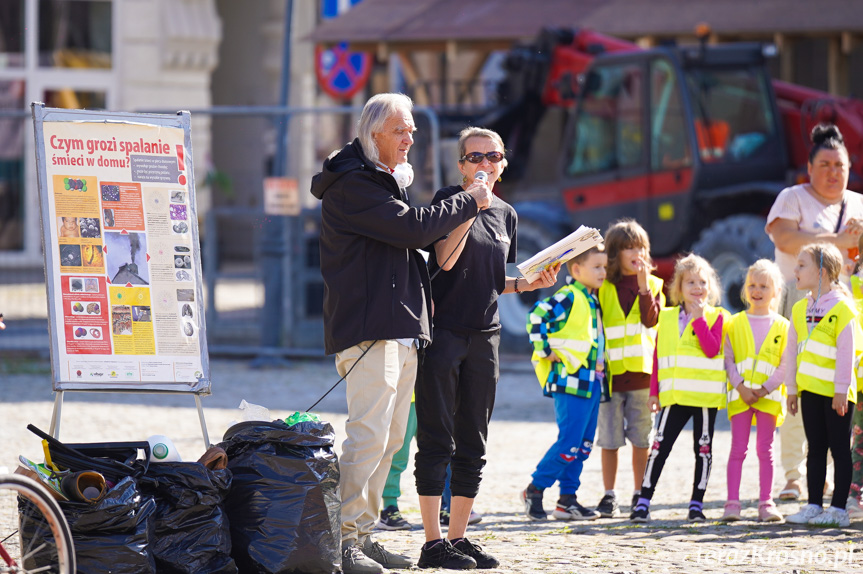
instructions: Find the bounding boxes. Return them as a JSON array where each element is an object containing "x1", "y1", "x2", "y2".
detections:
[{"x1": 427, "y1": 185, "x2": 517, "y2": 333}]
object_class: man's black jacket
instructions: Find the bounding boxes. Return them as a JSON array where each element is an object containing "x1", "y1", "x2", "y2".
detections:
[{"x1": 310, "y1": 139, "x2": 479, "y2": 355}]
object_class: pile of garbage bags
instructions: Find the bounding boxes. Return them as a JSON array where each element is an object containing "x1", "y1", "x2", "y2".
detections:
[{"x1": 17, "y1": 416, "x2": 340, "y2": 574}]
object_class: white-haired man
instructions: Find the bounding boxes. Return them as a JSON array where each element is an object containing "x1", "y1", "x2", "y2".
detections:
[{"x1": 311, "y1": 93, "x2": 492, "y2": 574}]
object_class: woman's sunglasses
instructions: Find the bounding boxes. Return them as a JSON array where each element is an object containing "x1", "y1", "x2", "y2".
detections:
[{"x1": 460, "y1": 151, "x2": 504, "y2": 164}]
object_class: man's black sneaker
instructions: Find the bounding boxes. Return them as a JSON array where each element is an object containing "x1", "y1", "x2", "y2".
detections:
[
  {"x1": 417, "y1": 539, "x2": 476, "y2": 570},
  {"x1": 376, "y1": 505, "x2": 412, "y2": 531},
  {"x1": 439, "y1": 508, "x2": 450, "y2": 525},
  {"x1": 521, "y1": 484, "x2": 547, "y2": 520},
  {"x1": 688, "y1": 508, "x2": 707, "y2": 522},
  {"x1": 552, "y1": 495, "x2": 600, "y2": 520},
  {"x1": 342, "y1": 545, "x2": 384, "y2": 574},
  {"x1": 361, "y1": 538, "x2": 413, "y2": 569},
  {"x1": 452, "y1": 538, "x2": 499, "y2": 569},
  {"x1": 596, "y1": 493, "x2": 620, "y2": 518},
  {"x1": 629, "y1": 506, "x2": 651, "y2": 523}
]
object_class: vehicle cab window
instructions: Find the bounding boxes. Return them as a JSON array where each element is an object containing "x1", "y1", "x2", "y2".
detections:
[
  {"x1": 684, "y1": 67, "x2": 776, "y2": 163},
  {"x1": 650, "y1": 58, "x2": 692, "y2": 170},
  {"x1": 565, "y1": 62, "x2": 644, "y2": 176}
]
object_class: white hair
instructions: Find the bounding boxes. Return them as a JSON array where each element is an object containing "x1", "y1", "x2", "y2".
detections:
[{"x1": 357, "y1": 93, "x2": 413, "y2": 164}]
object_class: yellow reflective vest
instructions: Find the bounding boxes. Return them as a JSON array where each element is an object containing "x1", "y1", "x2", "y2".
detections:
[
  {"x1": 851, "y1": 275, "x2": 863, "y2": 391},
  {"x1": 852, "y1": 275, "x2": 863, "y2": 306},
  {"x1": 726, "y1": 312, "x2": 788, "y2": 426},
  {"x1": 599, "y1": 275, "x2": 665, "y2": 377},
  {"x1": 791, "y1": 296, "x2": 859, "y2": 402},
  {"x1": 656, "y1": 305, "x2": 730, "y2": 408},
  {"x1": 529, "y1": 284, "x2": 596, "y2": 392}
]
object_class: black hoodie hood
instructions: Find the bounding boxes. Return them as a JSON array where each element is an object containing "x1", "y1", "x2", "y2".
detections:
[{"x1": 310, "y1": 139, "x2": 372, "y2": 200}]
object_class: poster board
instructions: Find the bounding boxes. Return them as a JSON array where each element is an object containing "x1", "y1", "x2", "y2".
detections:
[{"x1": 32, "y1": 105, "x2": 210, "y2": 394}]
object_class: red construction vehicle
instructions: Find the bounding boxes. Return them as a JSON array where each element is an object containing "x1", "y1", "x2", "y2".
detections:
[{"x1": 468, "y1": 28, "x2": 863, "y2": 343}]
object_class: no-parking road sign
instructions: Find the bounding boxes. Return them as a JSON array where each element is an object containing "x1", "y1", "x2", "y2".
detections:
[{"x1": 315, "y1": 42, "x2": 372, "y2": 101}]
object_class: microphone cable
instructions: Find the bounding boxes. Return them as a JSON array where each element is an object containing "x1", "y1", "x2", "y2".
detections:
[{"x1": 305, "y1": 173, "x2": 489, "y2": 412}]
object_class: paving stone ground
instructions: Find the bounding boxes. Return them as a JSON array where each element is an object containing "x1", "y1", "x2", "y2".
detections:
[{"x1": 2, "y1": 356, "x2": 861, "y2": 573}]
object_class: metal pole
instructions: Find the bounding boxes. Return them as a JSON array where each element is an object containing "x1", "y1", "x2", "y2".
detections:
[
  {"x1": 49, "y1": 391, "x2": 64, "y2": 439},
  {"x1": 254, "y1": 0, "x2": 294, "y2": 366},
  {"x1": 195, "y1": 394, "x2": 211, "y2": 448}
]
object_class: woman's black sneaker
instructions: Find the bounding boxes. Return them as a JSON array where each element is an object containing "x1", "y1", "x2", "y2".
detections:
[
  {"x1": 417, "y1": 539, "x2": 476, "y2": 570},
  {"x1": 452, "y1": 538, "x2": 499, "y2": 569}
]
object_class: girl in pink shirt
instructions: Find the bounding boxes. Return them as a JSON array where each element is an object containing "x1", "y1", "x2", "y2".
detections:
[{"x1": 721, "y1": 260, "x2": 788, "y2": 523}]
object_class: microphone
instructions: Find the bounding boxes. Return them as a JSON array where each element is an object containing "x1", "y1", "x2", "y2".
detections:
[{"x1": 474, "y1": 171, "x2": 488, "y2": 183}]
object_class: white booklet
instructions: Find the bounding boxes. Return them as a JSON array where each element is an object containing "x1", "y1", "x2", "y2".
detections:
[{"x1": 517, "y1": 225, "x2": 603, "y2": 283}]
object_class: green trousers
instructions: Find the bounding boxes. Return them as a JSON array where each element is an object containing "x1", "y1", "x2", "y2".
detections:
[{"x1": 382, "y1": 401, "x2": 417, "y2": 507}]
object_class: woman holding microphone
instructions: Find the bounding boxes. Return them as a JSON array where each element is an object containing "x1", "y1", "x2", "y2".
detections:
[{"x1": 414, "y1": 127, "x2": 558, "y2": 570}]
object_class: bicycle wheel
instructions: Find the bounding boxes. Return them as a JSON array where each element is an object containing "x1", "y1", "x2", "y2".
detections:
[{"x1": 0, "y1": 474, "x2": 76, "y2": 574}]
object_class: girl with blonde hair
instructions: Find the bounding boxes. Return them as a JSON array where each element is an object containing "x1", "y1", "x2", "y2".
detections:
[
  {"x1": 631, "y1": 254, "x2": 729, "y2": 522},
  {"x1": 721, "y1": 259, "x2": 788, "y2": 522}
]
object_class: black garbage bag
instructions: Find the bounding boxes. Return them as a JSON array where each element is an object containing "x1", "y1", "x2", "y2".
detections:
[
  {"x1": 142, "y1": 462, "x2": 237, "y2": 574},
  {"x1": 18, "y1": 476, "x2": 156, "y2": 574},
  {"x1": 219, "y1": 420, "x2": 340, "y2": 574}
]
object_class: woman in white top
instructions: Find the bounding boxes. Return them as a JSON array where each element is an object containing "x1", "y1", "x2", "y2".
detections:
[{"x1": 765, "y1": 123, "x2": 863, "y2": 503}]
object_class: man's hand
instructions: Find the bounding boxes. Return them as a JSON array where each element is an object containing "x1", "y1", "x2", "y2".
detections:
[{"x1": 466, "y1": 181, "x2": 492, "y2": 210}]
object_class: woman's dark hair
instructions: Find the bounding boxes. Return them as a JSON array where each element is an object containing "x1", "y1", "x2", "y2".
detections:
[{"x1": 808, "y1": 123, "x2": 847, "y2": 164}]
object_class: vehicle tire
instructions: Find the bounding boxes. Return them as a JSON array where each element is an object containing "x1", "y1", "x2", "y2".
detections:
[
  {"x1": 498, "y1": 221, "x2": 566, "y2": 353},
  {"x1": 690, "y1": 214, "x2": 774, "y2": 313}
]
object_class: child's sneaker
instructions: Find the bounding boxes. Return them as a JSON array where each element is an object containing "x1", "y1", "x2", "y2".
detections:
[
  {"x1": 631, "y1": 492, "x2": 641, "y2": 510},
  {"x1": 687, "y1": 508, "x2": 707, "y2": 522},
  {"x1": 439, "y1": 508, "x2": 481, "y2": 526},
  {"x1": 376, "y1": 505, "x2": 412, "y2": 531},
  {"x1": 720, "y1": 501, "x2": 741, "y2": 522},
  {"x1": 553, "y1": 495, "x2": 600, "y2": 520},
  {"x1": 629, "y1": 505, "x2": 651, "y2": 523},
  {"x1": 596, "y1": 493, "x2": 620, "y2": 518},
  {"x1": 846, "y1": 496, "x2": 863, "y2": 521},
  {"x1": 808, "y1": 506, "x2": 850, "y2": 527},
  {"x1": 439, "y1": 508, "x2": 451, "y2": 526},
  {"x1": 521, "y1": 484, "x2": 547, "y2": 520},
  {"x1": 758, "y1": 501, "x2": 783, "y2": 523},
  {"x1": 786, "y1": 504, "x2": 823, "y2": 524}
]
